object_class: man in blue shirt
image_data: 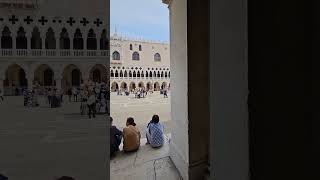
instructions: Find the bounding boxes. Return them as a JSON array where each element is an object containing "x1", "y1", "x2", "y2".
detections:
[{"x1": 146, "y1": 115, "x2": 164, "y2": 148}]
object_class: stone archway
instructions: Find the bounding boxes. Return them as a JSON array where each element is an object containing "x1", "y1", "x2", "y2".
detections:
[
  {"x1": 146, "y1": 82, "x2": 152, "y2": 91},
  {"x1": 161, "y1": 82, "x2": 167, "y2": 90},
  {"x1": 121, "y1": 82, "x2": 128, "y2": 91},
  {"x1": 153, "y1": 82, "x2": 160, "y2": 91},
  {"x1": 90, "y1": 64, "x2": 107, "y2": 83},
  {"x1": 4, "y1": 64, "x2": 28, "y2": 95},
  {"x1": 129, "y1": 82, "x2": 136, "y2": 91},
  {"x1": 111, "y1": 82, "x2": 119, "y2": 92},
  {"x1": 138, "y1": 82, "x2": 144, "y2": 89},
  {"x1": 62, "y1": 64, "x2": 82, "y2": 92},
  {"x1": 34, "y1": 64, "x2": 54, "y2": 87}
]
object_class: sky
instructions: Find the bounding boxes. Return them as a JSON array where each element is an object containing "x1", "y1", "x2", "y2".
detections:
[{"x1": 110, "y1": 0, "x2": 169, "y2": 42}]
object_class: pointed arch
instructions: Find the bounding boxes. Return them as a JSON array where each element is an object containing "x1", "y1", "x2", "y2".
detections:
[
  {"x1": 87, "y1": 29, "x2": 97, "y2": 50},
  {"x1": 16, "y1": 27, "x2": 27, "y2": 49},
  {"x1": 45, "y1": 28, "x2": 56, "y2": 49},
  {"x1": 73, "y1": 28, "x2": 83, "y2": 49},
  {"x1": 1, "y1": 26, "x2": 12, "y2": 49},
  {"x1": 60, "y1": 28, "x2": 70, "y2": 49},
  {"x1": 100, "y1": 29, "x2": 109, "y2": 50}
]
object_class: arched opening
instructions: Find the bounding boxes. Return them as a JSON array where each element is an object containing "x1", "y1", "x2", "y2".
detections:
[
  {"x1": 129, "y1": 44, "x2": 133, "y2": 50},
  {"x1": 153, "y1": 71, "x2": 156, "y2": 78},
  {"x1": 157, "y1": 71, "x2": 161, "y2": 78},
  {"x1": 31, "y1": 27, "x2": 42, "y2": 49},
  {"x1": 146, "y1": 82, "x2": 152, "y2": 91},
  {"x1": 111, "y1": 82, "x2": 119, "y2": 92},
  {"x1": 73, "y1": 28, "x2": 83, "y2": 49},
  {"x1": 129, "y1": 82, "x2": 136, "y2": 91},
  {"x1": 139, "y1": 44, "x2": 142, "y2": 51},
  {"x1": 146, "y1": 71, "x2": 149, "y2": 78},
  {"x1": 112, "y1": 51, "x2": 120, "y2": 60},
  {"x1": 90, "y1": 64, "x2": 107, "y2": 83},
  {"x1": 138, "y1": 82, "x2": 144, "y2": 89},
  {"x1": 1, "y1": 26, "x2": 12, "y2": 49},
  {"x1": 153, "y1": 82, "x2": 160, "y2": 91},
  {"x1": 4, "y1": 64, "x2": 28, "y2": 95},
  {"x1": 45, "y1": 28, "x2": 56, "y2": 49},
  {"x1": 129, "y1": 71, "x2": 132, "y2": 78},
  {"x1": 110, "y1": 70, "x2": 114, "y2": 78},
  {"x1": 132, "y1": 52, "x2": 140, "y2": 60},
  {"x1": 100, "y1": 29, "x2": 109, "y2": 50},
  {"x1": 87, "y1": 29, "x2": 97, "y2": 50},
  {"x1": 165, "y1": 71, "x2": 168, "y2": 78},
  {"x1": 154, "y1": 53, "x2": 161, "y2": 61},
  {"x1": 133, "y1": 71, "x2": 136, "y2": 78},
  {"x1": 137, "y1": 71, "x2": 141, "y2": 78},
  {"x1": 161, "y1": 71, "x2": 164, "y2": 78},
  {"x1": 16, "y1": 27, "x2": 27, "y2": 49},
  {"x1": 161, "y1": 82, "x2": 167, "y2": 90},
  {"x1": 121, "y1": 82, "x2": 127, "y2": 91},
  {"x1": 115, "y1": 70, "x2": 119, "y2": 78},
  {"x1": 62, "y1": 64, "x2": 82, "y2": 91},
  {"x1": 34, "y1": 64, "x2": 54, "y2": 87},
  {"x1": 60, "y1": 28, "x2": 70, "y2": 49},
  {"x1": 124, "y1": 70, "x2": 128, "y2": 77},
  {"x1": 149, "y1": 71, "x2": 152, "y2": 78},
  {"x1": 120, "y1": 70, "x2": 123, "y2": 77}
]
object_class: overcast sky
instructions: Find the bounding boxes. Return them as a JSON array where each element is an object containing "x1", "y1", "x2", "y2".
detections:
[{"x1": 110, "y1": 0, "x2": 169, "y2": 42}]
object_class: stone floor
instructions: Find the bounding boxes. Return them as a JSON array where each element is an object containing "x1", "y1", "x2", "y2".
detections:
[
  {"x1": 110, "y1": 134, "x2": 182, "y2": 180},
  {"x1": 0, "y1": 96, "x2": 108, "y2": 180}
]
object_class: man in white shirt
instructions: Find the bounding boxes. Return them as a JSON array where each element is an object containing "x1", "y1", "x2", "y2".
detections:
[{"x1": 87, "y1": 91, "x2": 96, "y2": 119}]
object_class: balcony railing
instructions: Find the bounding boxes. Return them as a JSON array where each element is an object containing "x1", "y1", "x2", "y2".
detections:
[{"x1": 0, "y1": 49, "x2": 109, "y2": 58}]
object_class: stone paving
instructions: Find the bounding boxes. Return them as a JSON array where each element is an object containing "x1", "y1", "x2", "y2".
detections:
[
  {"x1": 110, "y1": 91, "x2": 172, "y2": 138},
  {"x1": 0, "y1": 96, "x2": 108, "y2": 180}
]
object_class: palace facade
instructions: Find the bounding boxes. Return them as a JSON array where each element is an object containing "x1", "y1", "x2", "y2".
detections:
[
  {"x1": 0, "y1": 0, "x2": 108, "y2": 95},
  {"x1": 110, "y1": 34, "x2": 170, "y2": 92}
]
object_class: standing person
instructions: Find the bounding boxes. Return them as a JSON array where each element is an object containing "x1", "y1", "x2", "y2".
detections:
[
  {"x1": 72, "y1": 87, "x2": 77, "y2": 102},
  {"x1": 123, "y1": 117, "x2": 141, "y2": 152},
  {"x1": 0, "y1": 89, "x2": 4, "y2": 101},
  {"x1": 163, "y1": 89, "x2": 168, "y2": 98},
  {"x1": 67, "y1": 88, "x2": 72, "y2": 102},
  {"x1": 146, "y1": 115, "x2": 165, "y2": 148},
  {"x1": 87, "y1": 91, "x2": 96, "y2": 119},
  {"x1": 110, "y1": 117, "x2": 123, "y2": 157}
]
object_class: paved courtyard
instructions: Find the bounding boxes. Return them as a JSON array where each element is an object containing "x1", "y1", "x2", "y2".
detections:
[
  {"x1": 110, "y1": 91, "x2": 172, "y2": 138},
  {"x1": 0, "y1": 96, "x2": 108, "y2": 180}
]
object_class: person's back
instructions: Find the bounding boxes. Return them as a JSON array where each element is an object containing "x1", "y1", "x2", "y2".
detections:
[
  {"x1": 123, "y1": 125, "x2": 140, "y2": 151},
  {"x1": 146, "y1": 115, "x2": 164, "y2": 148},
  {"x1": 123, "y1": 117, "x2": 140, "y2": 152}
]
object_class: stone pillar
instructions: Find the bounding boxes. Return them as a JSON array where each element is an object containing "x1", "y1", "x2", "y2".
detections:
[
  {"x1": 83, "y1": 34, "x2": 87, "y2": 50},
  {"x1": 12, "y1": 34, "x2": 17, "y2": 56},
  {"x1": 55, "y1": 78, "x2": 62, "y2": 91},
  {"x1": 55, "y1": 34, "x2": 60, "y2": 50},
  {"x1": 70, "y1": 36, "x2": 74, "y2": 50},
  {"x1": 27, "y1": 77, "x2": 33, "y2": 90}
]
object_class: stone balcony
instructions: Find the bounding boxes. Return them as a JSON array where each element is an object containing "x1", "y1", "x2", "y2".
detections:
[{"x1": 0, "y1": 49, "x2": 109, "y2": 59}]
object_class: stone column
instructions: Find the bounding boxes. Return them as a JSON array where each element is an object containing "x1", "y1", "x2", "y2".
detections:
[
  {"x1": 12, "y1": 34, "x2": 17, "y2": 56},
  {"x1": 27, "y1": 76, "x2": 33, "y2": 90},
  {"x1": 55, "y1": 78, "x2": 62, "y2": 91}
]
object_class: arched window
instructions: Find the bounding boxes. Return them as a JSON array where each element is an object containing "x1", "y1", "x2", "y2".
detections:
[
  {"x1": 45, "y1": 28, "x2": 56, "y2": 49},
  {"x1": 16, "y1": 27, "x2": 27, "y2": 49},
  {"x1": 31, "y1": 27, "x2": 42, "y2": 49},
  {"x1": 130, "y1": 44, "x2": 132, "y2": 50},
  {"x1": 161, "y1": 71, "x2": 164, "y2": 77},
  {"x1": 169, "y1": 71, "x2": 170, "y2": 78},
  {"x1": 150, "y1": 71, "x2": 153, "y2": 78},
  {"x1": 139, "y1": 45, "x2": 142, "y2": 51},
  {"x1": 120, "y1": 70, "x2": 123, "y2": 77},
  {"x1": 87, "y1": 29, "x2": 97, "y2": 50},
  {"x1": 165, "y1": 72, "x2": 168, "y2": 78},
  {"x1": 132, "y1": 52, "x2": 140, "y2": 60},
  {"x1": 124, "y1": 70, "x2": 128, "y2": 77},
  {"x1": 112, "y1": 51, "x2": 120, "y2": 60},
  {"x1": 137, "y1": 71, "x2": 140, "y2": 78},
  {"x1": 154, "y1": 53, "x2": 161, "y2": 61},
  {"x1": 59, "y1": 28, "x2": 70, "y2": 49},
  {"x1": 153, "y1": 71, "x2": 156, "y2": 78},
  {"x1": 145, "y1": 71, "x2": 148, "y2": 78},
  {"x1": 129, "y1": 71, "x2": 132, "y2": 77},
  {"x1": 115, "y1": 70, "x2": 119, "y2": 77},
  {"x1": 73, "y1": 28, "x2": 83, "y2": 49},
  {"x1": 157, "y1": 71, "x2": 160, "y2": 78},
  {"x1": 141, "y1": 71, "x2": 144, "y2": 77},
  {"x1": 100, "y1": 29, "x2": 109, "y2": 50},
  {"x1": 133, "y1": 71, "x2": 136, "y2": 78},
  {"x1": 110, "y1": 70, "x2": 114, "y2": 77},
  {"x1": 1, "y1": 26, "x2": 12, "y2": 49}
]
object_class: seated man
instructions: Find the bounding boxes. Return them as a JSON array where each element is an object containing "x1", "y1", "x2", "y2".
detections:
[
  {"x1": 110, "y1": 117, "x2": 122, "y2": 157},
  {"x1": 146, "y1": 115, "x2": 164, "y2": 148},
  {"x1": 123, "y1": 117, "x2": 141, "y2": 152}
]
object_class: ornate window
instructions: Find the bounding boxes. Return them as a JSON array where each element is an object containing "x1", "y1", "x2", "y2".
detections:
[
  {"x1": 139, "y1": 44, "x2": 142, "y2": 51},
  {"x1": 130, "y1": 44, "x2": 133, "y2": 50},
  {"x1": 112, "y1": 51, "x2": 120, "y2": 60},
  {"x1": 132, "y1": 52, "x2": 140, "y2": 60},
  {"x1": 154, "y1": 53, "x2": 161, "y2": 61}
]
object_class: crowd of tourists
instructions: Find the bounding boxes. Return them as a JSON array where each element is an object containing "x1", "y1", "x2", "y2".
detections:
[
  {"x1": 110, "y1": 114, "x2": 165, "y2": 157},
  {"x1": 115, "y1": 87, "x2": 169, "y2": 99}
]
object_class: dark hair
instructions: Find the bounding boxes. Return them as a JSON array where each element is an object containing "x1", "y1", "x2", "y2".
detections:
[
  {"x1": 110, "y1": 116, "x2": 113, "y2": 122},
  {"x1": 57, "y1": 176, "x2": 75, "y2": 180},
  {"x1": 152, "y1": 115, "x2": 160, "y2": 123},
  {"x1": 127, "y1": 117, "x2": 136, "y2": 126}
]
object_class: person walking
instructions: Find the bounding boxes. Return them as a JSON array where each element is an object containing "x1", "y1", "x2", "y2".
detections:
[{"x1": 87, "y1": 91, "x2": 96, "y2": 119}]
